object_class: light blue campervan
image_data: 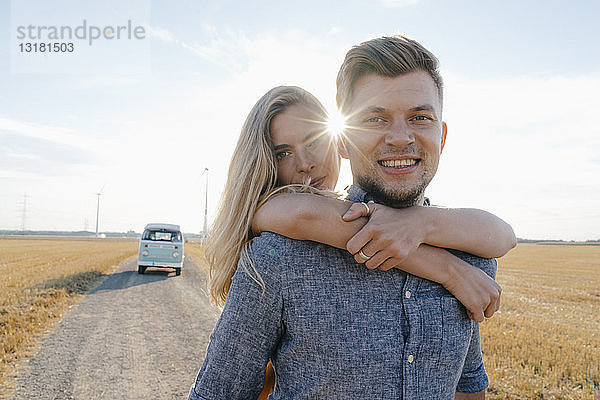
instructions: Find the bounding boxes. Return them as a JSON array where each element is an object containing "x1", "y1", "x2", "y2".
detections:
[{"x1": 138, "y1": 223, "x2": 184, "y2": 276}]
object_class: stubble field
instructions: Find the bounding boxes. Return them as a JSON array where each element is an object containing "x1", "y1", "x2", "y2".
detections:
[
  {"x1": 482, "y1": 244, "x2": 599, "y2": 399},
  {"x1": 0, "y1": 238, "x2": 598, "y2": 399},
  {"x1": 0, "y1": 236, "x2": 137, "y2": 391}
]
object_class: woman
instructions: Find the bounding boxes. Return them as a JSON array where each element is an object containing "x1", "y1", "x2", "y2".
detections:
[{"x1": 200, "y1": 85, "x2": 515, "y2": 398}]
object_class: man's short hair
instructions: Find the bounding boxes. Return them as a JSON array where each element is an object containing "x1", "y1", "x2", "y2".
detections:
[{"x1": 336, "y1": 35, "x2": 443, "y2": 113}]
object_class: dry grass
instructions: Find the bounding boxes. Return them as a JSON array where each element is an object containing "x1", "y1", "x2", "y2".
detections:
[
  {"x1": 0, "y1": 237, "x2": 137, "y2": 389},
  {"x1": 185, "y1": 241, "x2": 209, "y2": 274},
  {"x1": 483, "y1": 244, "x2": 600, "y2": 399}
]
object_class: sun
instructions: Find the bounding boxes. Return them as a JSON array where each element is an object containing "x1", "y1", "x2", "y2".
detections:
[{"x1": 326, "y1": 109, "x2": 347, "y2": 138}]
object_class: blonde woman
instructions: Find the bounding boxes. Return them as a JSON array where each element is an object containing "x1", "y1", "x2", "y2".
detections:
[{"x1": 200, "y1": 85, "x2": 515, "y2": 398}]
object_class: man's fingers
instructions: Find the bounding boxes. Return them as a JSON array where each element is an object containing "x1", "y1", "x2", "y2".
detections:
[
  {"x1": 363, "y1": 252, "x2": 388, "y2": 269},
  {"x1": 378, "y1": 258, "x2": 398, "y2": 271},
  {"x1": 357, "y1": 241, "x2": 378, "y2": 261},
  {"x1": 353, "y1": 244, "x2": 374, "y2": 265},
  {"x1": 346, "y1": 229, "x2": 371, "y2": 254},
  {"x1": 354, "y1": 250, "x2": 371, "y2": 265}
]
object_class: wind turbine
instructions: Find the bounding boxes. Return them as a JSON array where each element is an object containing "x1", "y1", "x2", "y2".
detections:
[
  {"x1": 95, "y1": 184, "x2": 105, "y2": 238},
  {"x1": 200, "y1": 168, "x2": 209, "y2": 236}
]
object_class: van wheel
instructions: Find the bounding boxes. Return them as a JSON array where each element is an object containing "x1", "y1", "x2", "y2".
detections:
[
  {"x1": 138, "y1": 266, "x2": 146, "y2": 274},
  {"x1": 175, "y1": 268, "x2": 181, "y2": 276}
]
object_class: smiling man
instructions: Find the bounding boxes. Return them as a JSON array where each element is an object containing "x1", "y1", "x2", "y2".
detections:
[
  {"x1": 340, "y1": 70, "x2": 446, "y2": 208},
  {"x1": 335, "y1": 35, "x2": 492, "y2": 399}
]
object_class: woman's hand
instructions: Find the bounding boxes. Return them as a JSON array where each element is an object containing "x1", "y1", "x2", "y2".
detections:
[
  {"x1": 342, "y1": 202, "x2": 427, "y2": 270},
  {"x1": 441, "y1": 260, "x2": 502, "y2": 322}
]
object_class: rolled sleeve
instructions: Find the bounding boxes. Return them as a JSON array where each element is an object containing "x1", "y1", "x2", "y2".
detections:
[
  {"x1": 456, "y1": 321, "x2": 489, "y2": 393},
  {"x1": 188, "y1": 241, "x2": 284, "y2": 400}
]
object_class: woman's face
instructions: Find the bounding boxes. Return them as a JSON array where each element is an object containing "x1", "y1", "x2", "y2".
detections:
[{"x1": 270, "y1": 104, "x2": 340, "y2": 190}]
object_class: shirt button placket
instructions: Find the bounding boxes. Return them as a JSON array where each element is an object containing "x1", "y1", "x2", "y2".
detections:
[
  {"x1": 405, "y1": 289, "x2": 414, "y2": 366},
  {"x1": 402, "y1": 276, "x2": 419, "y2": 398}
]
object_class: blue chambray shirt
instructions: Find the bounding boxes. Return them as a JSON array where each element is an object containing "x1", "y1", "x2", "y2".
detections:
[{"x1": 189, "y1": 185, "x2": 496, "y2": 399}]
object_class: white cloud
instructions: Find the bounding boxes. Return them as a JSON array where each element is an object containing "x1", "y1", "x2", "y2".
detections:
[
  {"x1": 4, "y1": 149, "x2": 38, "y2": 160},
  {"x1": 70, "y1": 75, "x2": 144, "y2": 90},
  {"x1": 0, "y1": 170, "x2": 43, "y2": 179},
  {"x1": 145, "y1": 24, "x2": 251, "y2": 73},
  {"x1": 145, "y1": 25, "x2": 177, "y2": 43},
  {"x1": 0, "y1": 117, "x2": 104, "y2": 150}
]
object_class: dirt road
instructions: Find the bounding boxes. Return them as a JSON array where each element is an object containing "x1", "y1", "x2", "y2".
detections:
[{"x1": 8, "y1": 257, "x2": 221, "y2": 400}]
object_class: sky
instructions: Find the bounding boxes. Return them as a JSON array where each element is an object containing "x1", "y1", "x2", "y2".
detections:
[{"x1": 0, "y1": 0, "x2": 599, "y2": 241}]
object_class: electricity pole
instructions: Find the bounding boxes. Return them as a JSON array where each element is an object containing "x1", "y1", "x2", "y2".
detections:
[{"x1": 201, "y1": 168, "x2": 209, "y2": 236}]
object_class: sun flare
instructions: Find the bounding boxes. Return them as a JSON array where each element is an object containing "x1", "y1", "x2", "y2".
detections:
[{"x1": 326, "y1": 109, "x2": 347, "y2": 138}]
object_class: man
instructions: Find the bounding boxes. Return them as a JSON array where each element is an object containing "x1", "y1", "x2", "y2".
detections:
[
  {"x1": 189, "y1": 35, "x2": 496, "y2": 399},
  {"x1": 334, "y1": 35, "x2": 493, "y2": 399}
]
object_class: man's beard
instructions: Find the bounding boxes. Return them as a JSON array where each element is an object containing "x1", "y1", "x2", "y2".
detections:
[{"x1": 357, "y1": 173, "x2": 428, "y2": 208}]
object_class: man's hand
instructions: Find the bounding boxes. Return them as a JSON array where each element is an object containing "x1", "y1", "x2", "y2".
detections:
[
  {"x1": 343, "y1": 203, "x2": 426, "y2": 270},
  {"x1": 442, "y1": 260, "x2": 501, "y2": 322}
]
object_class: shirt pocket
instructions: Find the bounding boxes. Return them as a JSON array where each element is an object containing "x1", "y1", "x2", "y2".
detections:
[
  {"x1": 416, "y1": 292, "x2": 473, "y2": 369},
  {"x1": 439, "y1": 297, "x2": 473, "y2": 370}
]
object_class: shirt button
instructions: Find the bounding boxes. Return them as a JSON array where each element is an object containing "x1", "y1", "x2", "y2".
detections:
[
  {"x1": 408, "y1": 354, "x2": 414, "y2": 363},
  {"x1": 405, "y1": 290, "x2": 412, "y2": 299}
]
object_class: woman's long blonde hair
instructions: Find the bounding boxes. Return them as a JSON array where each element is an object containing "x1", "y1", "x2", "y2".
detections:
[{"x1": 206, "y1": 86, "x2": 330, "y2": 307}]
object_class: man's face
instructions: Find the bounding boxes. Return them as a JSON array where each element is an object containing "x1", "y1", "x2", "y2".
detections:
[{"x1": 339, "y1": 71, "x2": 447, "y2": 207}]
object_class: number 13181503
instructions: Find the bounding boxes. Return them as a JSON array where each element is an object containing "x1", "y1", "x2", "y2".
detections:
[{"x1": 19, "y1": 42, "x2": 74, "y2": 52}]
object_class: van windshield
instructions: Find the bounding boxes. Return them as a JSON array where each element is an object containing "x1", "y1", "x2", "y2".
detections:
[{"x1": 142, "y1": 229, "x2": 182, "y2": 242}]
